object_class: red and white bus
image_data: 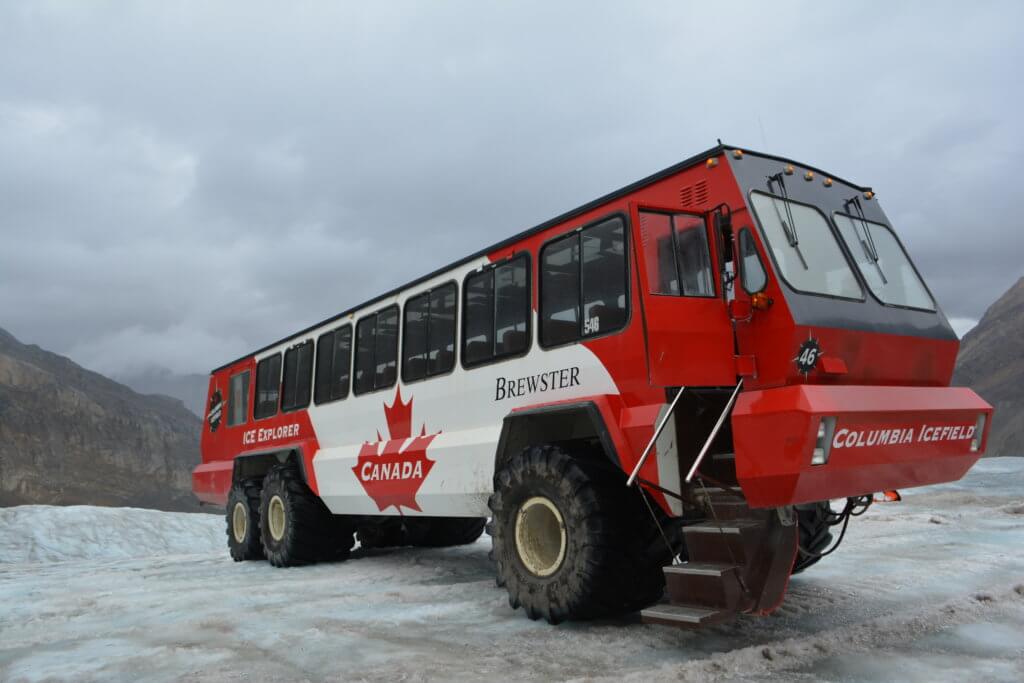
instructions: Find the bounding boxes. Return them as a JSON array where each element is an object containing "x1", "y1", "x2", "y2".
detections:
[{"x1": 194, "y1": 145, "x2": 992, "y2": 628}]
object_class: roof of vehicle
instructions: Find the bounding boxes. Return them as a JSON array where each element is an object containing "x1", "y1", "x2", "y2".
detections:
[{"x1": 212, "y1": 143, "x2": 870, "y2": 373}]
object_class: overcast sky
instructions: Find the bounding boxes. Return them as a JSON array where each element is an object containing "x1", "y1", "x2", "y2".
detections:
[{"x1": 2, "y1": 1, "x2": 1022, "y2": 376}]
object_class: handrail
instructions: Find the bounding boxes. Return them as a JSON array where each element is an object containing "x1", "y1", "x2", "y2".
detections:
[
  {"x1": 685, "y1": 379, "x2": 744, "y2": 483},
  {"x1": 626, "y1": 387, "x2": 686, "y2": 487}
]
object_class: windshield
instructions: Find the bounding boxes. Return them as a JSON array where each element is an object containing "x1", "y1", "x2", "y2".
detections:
[
  {"x1": 833, "y1": 213, "x2": 935, "y2": 310},
  {"x1": 749, "y1": 192, "x2": 863, "y2": 299}
]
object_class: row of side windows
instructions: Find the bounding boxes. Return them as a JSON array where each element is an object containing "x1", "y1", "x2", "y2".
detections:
[{"x1": 227, "y1": 215, "x2": 634, "y2": 425}]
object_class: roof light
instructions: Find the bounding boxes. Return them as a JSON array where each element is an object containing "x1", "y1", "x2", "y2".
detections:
[
  {"x1": 823, "y1": 177, "x2": 833, "y2": 187},
  {"x1": 864, "y1": 191, "x2": 874, "y2": 200},
  {"x1": 706, "y1": 158, "x2": 719, "y2": 168},
  {"x1": 732, "y1": 149, "x2": 744, "y2": 159},
  {"x1": 784, "y1": 165, "x2": 794, "y2": 175},
  {"x1": 804, "y1": 171, "x2": 814, "y2": 181}
]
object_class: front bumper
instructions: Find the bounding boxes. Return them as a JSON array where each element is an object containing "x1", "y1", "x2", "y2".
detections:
[{"x1": 731, "y1": 385, "x2": 993, "y2": 508}]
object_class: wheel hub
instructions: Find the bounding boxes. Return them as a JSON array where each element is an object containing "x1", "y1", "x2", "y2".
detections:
[
  {"x1": 514, "y1": 496, "x2": 567, "y2": 577},
  {"x1": 268, "y1": 495, "x2": 287, "y2": 542},
  {"x1": 231, "y1": 502, "x2": 248, "y2": 543}
]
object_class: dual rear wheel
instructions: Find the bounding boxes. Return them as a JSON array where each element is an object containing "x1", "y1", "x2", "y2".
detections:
[{"x1": 226, "y1": 464, "x2": 486, "y2": 566}]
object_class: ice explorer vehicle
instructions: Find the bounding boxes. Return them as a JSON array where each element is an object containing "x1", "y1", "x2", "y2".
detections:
[{"x1": 194, "y1": 144, "x2": 992, "y2": 628}]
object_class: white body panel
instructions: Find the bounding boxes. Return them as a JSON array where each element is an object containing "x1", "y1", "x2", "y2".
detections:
[{"x1": 250, "y1": 258, "x2": 622, "y2": 517}]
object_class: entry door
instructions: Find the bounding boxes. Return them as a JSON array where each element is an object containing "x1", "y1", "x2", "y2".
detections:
[{"x1": 631, "y1": 203, "x2": 737, "y2": 387}]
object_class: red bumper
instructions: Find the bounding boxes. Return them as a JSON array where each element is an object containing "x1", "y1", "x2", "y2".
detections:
[{"x1": 732, "y1": 385, "x2": 993, "y2": 508}]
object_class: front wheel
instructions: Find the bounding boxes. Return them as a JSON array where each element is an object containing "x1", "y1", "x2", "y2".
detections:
[{"x1": 488, "y1": 444, "x2": 666, "y2": 624}]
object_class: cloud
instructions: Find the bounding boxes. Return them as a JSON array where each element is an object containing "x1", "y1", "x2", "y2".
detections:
[{"x1": 0, "y1": 1, "x2": 1022, "y2": 375}]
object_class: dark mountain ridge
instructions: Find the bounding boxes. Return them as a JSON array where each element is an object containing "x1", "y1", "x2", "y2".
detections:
[
  {"x1": 0, "y1": 327, "x2": 202, "y2": 511},
  {"x1": 954, "y1": 276, "x2": 1024, "y2": 457}
]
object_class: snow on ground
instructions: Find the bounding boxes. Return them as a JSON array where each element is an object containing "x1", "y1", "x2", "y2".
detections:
[{"x1": 1, "y1": 459, "x2": 1022, "y2": 682}]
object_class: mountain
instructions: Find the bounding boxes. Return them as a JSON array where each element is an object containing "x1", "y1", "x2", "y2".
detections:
[
  {"x1": 0, "y1": 327, "x2": 203, "y2": 511},
  {"x1": 953, "y1": 276, "x2": 1024, "y2": 457},
  {"x1": 113, "y1": 368, "x2": 208, "y2": 418}
]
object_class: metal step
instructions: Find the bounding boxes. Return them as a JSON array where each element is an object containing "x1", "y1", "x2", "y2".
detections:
[
  {"x1": 641, "y1": 602, "x2": 733, "y2": 628},
  {"x1": 683, "y1": 519, "x2": 763, "y2": 564},
  {"x1": 664, "y1": 562, "x2": 747, "y2": 611}
]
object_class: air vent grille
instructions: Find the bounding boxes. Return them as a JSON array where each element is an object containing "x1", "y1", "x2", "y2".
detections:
[
  {"x1": 694, "y1": 180, "x2": 709, "y2": 205},
  {"x1": 679, "y1": 185, "x2": 693, "y2": 206},
  {"x1": 680, "y1": 180, "x2": 709, "y2": 207}
]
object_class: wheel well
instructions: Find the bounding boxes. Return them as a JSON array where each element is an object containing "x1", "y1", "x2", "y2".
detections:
[
  {"x1": 232, "y1": 449, "x2": 302, "y2": 485},
  {"x1": 495, "y1": 403, "x2": 620, "y2": 473}
]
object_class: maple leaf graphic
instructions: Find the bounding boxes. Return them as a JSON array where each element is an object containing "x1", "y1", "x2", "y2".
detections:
[{"x1": 353, "y1": 387, "x2": 439, "y2": 513}]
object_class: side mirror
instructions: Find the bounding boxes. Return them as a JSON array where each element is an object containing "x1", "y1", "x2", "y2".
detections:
[{"x1": 728, "y1": 298, "x2": 752, "y2": 322}]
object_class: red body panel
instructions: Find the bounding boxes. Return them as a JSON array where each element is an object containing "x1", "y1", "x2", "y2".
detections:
[{"x1": 732, "y1": 385, "x2": 992, "y2": 508}]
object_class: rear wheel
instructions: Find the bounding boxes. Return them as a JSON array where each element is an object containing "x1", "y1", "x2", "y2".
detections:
[
  {"x1": 226, "y1": 478, "x2": 264, "y2": 561},
  {"x1": 260, "y1": 464, "x2": 355, "y2": 567},
  {"x1": 488, "y1": 444, "x2": 667, "y2": 624}
]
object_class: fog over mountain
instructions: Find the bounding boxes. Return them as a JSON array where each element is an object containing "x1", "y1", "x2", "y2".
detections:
[{"x1": 1, "y1": 1, "x2": 1022, "y2": 377}]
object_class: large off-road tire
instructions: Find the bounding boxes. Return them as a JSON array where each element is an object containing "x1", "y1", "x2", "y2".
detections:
[
  {"x1": 793, "y1": 502, "x2": 834, "y2": 574},
  {"x1": 405, "y1": 517, "x2": 487, "y2": 547},
  {"x1": 489, "y1": 444, "x2": 667, "y2": 624},
  {"x1": 226, "y1": 478, "x2": 264, "y2": 561},
  {"x1": 260, "y1": 464, "x2": 355, "y2": 567}
]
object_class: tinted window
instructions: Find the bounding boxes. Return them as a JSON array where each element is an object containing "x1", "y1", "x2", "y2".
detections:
[
  {"x1": 227, "y1": 370, "x2": 250, "y2": 427},
  {"x1": 428, "y1": 284, "x2": 457, "y2": 375},
  {"x1": 581, "y1": 218, "x2": 628, "y2": 333},
  {"x1": 354, "y1": 306, "x2": 399, "y2": 395},
  {"x1": 254, "y1": 354, "x2": 282, "y2": 419},
  {"x1": 404, "y1": 283, "x2": 457, "y2": 382},
  {"x1": 833, "y1": 214, "x2": 935, "y2": 310},
  {"x1": 738, "y1": 228, "x2": 767, "y2": 293},
  {"x1": 403, "y1": 293, "x2": 429, "y2": 382},
  {"x1": 639, "y1": 211, "x2": 714, "y2": 297},
  {"x1": 314, "y1": 325, "x2": 352, "y2": 404},
  {"x1": 463, "y1": 270, "x2": 494, "y2": 366},
  {"x1": 541, "y1": 216, "x2": 628, "y2": 346},
  {"x1": 540, "y1": 236, "x2": 579, "y2": 346},
  {"x1": 749, "y1": 192, "x2": 861, "y2": 299},
  {"x1": 462, "y1": 255, "x2": 530, "y2": 367},
  {"x1": 281, "y1": 341, "x2": 313, "y2": 412}
]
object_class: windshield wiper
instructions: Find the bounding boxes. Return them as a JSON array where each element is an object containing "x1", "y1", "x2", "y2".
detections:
[
  {"x1": 766, "y1": 173, "x2": 808, "y2": 270},
  {"x1": 844, "y1": 195, "x2": 888, "y2": 285}
]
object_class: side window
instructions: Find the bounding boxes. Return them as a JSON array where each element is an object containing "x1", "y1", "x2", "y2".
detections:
[
  {"x1": 254, "y1": 354, "x2": 282, "y2": 420},
  {"x1": 639, "y1": 210, "x2": 715, "y2": 297},
  {"x1": 314, "y1": 325, "x2": 352, "y2": 404},
  {"x1": 281, "y1": 340, "x2": 314, "y2": 412},
  {"x1": 462, "y1": 255, "x2": 530, "y2": 367},
  {"x1": 227, "y1": 370, "x2": 250, "y2": 427},
  {"x1": 738, "y1": 228, "x2": 768, "y2": 293},
  {"x1": 540, "y1": 216, "x2": 628, "y2": 346},
  {"x1": 354, "y1": 306, "x2": 399, "y2": 395},
  {"x1": 403, "y1": 283, "x2": 457, "y2": 382}
]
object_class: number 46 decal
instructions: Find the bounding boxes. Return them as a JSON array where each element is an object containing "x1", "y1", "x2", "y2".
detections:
[{"x1": 794, "y1": 336, "x2": 822, "y2": 376}]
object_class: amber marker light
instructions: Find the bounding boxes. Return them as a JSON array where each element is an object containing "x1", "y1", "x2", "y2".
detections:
[
  {"x1": 751, "y1": 292, "x2": 773, "y2": 310},
  {"x1": 804, "y1": 171, "x2": 814, "y2": 181},
  {"x1": 864, "y1": 190, "x2": 874, "y2": 199},
  {"x1": 784, "y1": 165, "x2": 794, "y2": 175},
  {"x1": 823, "y1": 177, "x2": 833, "y2": 187},
  {"x1": 706, "y1": 158, "x2": 719, "y2": 168},
  {"x1": 732, "y1": 149, "x2": 744, "y2": 159}
]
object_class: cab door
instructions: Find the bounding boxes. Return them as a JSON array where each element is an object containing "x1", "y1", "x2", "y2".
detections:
[{"x1": 631, "y1": 203, "x2": 737, "y2": 387}]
